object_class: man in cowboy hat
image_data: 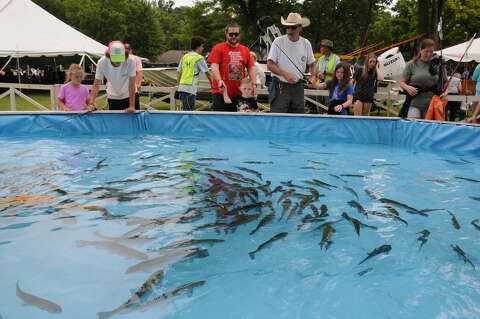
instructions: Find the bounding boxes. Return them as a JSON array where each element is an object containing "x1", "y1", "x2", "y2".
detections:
[
  {"x1": 267, "y1": 12, "x2": 315, "y2": 113},
  {"x1": 316, "y1": 39, "x2": 340, "y2": 83}
]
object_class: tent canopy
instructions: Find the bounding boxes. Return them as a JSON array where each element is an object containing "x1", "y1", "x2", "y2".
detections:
[
  {"x1": 0, "y1": 0, "x2": 107, "y2": 58},
  {"x1": 436, "y1": 38, "x2": 480, "y2": 63}
]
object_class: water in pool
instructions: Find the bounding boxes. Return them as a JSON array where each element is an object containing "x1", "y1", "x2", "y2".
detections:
[{"x1": 0, "y1": 135, "x2": 479, "y2": 319}]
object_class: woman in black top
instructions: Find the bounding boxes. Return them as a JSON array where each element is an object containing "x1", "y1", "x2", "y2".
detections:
[{"x1": 351, "y1": 54, "x2": 384, "y2": 116}]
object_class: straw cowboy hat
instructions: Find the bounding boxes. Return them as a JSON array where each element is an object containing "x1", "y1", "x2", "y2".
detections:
[{"x1": 281, "y1": 12, "x2": 310, "y2": 28}]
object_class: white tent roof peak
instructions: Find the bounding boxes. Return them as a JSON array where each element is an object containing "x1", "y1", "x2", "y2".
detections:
[
  {"x1": 436, "y1": 37, "x2": 480, "y2": 63},
  {"x1": 0, "y1": 0, "x2": 107, "y2": 57}
]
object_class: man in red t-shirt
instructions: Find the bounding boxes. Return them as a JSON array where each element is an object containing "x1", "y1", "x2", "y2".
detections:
[{"x1": 207, "y1": 21, "x2": 256, "y2": 112}]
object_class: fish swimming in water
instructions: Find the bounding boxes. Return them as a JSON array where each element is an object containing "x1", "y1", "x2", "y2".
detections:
[
  {"x1": 0, "y1": 195, "x2": 55, "y2": 203},
  {"x1": 148, "y1": 239, "x2": 225, "y2": 251},
  {"x1": 340, "y1": 174, "x2": 366, "y2": 178},
  {"x1": 225, "y1": 213, "x2": 261, "y2": 233},
  {"x1": 197, "y1": 157, "x2": 228, "y2": 161},
  {"x1": 319, "y1": 204, "x2": 329, "y2": 217},
  {"x1": 76, "y1": 240, "x2": 148, "y2": 260},
  {"x1": 249, "y1": 232, "x2": 288, "y2": 259},
  {"x1": 347, "y1": 200, "x2": 368, "y2": 217},
  {"x1": 54, "y1": 205, "x2": 109, "y2": 212},
  {"x1": 279, "y1": 199, "x2": 292, "y2": 221},
  {"x1": 277, "y1": 189, "x2": 296, "y2": 204},
  {"x1": 94, "y1": 232, "x2": 155, "y2": 246},
  {"x1": 242, "y1": 161, "x2": 273, "y2": 164},
  {"x1": 286, "y1": 203, "x2": 300, "y2": 220},
  {"x1": 417, "y1": 229, "x2": 430, "y2": 250},
  {"x1": 471, "y1": 219, "x2": 480, "y2": 231},
  {"x1": 341, "y1": 212, "x2": 377, "y2": 236},
  {"x1": 250, "y1": 213, "x2": 275, "y2": 235},
  {"x1": 319, "y1": 224, "x2": 336, "y2": 250},
  {"x1": 447, "y1": 211, "x2": 461, "y2": 230},
  {"x1": 236, "y1": 167, "x2": 263, "y2": 180},
  {"x1": 308, "y1": 160, "x2": 329, "y2": 166},
  {"x1": 97, "y1": 270, "x2": 164, "y2": 319},
  {"x1": 16, "y1": 281, "x2": 62, "y2": 313},
  {"x1": 364, "y1": 189, "x2": 381, "y2": 200},
  {"x1": 470, "y1": 196, "x2": 480, "y2": 201},
  {"x1": 451, "y1": 244, "x2": 475, "y2": 269},
  {"x1": 100, "y1": 280, "x2": 206, "y2": 317},
  {"x1": 329, "y1": 174, "x2": 347, "y2": 183},
  {"x1": 357, "y1": 267, "x2": 374, "y2": 276},
  {"x1": 140, "y1": 153, "x2": 163, "y2": 160},
  {"x1": 343, "y1": 186, "x2": 359, "y2": 199},
  {"x1": 366, "y1": 210, "x2": 408, "y2": 226},
  {"x1": 370, "y1": 163, "x2": 399, "y2": 167},
  {"x1": 358, "y1": 244, "x2": 392, "y2": 265},
  {"x1": 378, "y1": 197, "x2": 418, "y2": 212},
  {"x1": 455, "y1": 176, "x2": 480, "y2": 183},
  {"x1": 125, "y1": 247, "x2": 209, "y2": 274}
]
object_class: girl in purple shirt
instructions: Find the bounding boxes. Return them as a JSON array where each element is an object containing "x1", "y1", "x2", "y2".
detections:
[{"x1": 57, "y1": 64, "x2": 95, "y2": 111}]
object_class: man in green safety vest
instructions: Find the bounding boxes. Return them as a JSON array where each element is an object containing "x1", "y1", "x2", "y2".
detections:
[
  {"x1": 316, "y1": 39, "x2": 340, "y2": 83},
  {"x1": 177, "y1": 36, "x2": 212, "y2": 111}
]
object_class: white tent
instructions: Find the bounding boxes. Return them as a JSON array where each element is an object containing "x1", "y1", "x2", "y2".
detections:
[
  {"x1": 436, "y1": 38, "x2": 480, "y2": 63},
  {"x1": 0, "y1": 0, "x2": 107, "y2": 58}
]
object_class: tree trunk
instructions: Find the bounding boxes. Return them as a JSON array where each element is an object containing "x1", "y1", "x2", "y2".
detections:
[{"x1": 417, "y1": 0, "x2": 430, "y2": 37}]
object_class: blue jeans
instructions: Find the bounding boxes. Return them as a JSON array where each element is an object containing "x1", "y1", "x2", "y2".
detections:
[{"x1": 179, "y1": 92, "x2": 196, "y2": 111}]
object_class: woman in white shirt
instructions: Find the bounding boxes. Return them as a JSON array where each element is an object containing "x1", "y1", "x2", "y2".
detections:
[{"x1": 446, "y1": 73, "x2": 462, "y2": 121}]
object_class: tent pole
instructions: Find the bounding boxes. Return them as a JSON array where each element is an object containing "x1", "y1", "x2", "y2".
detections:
[
  {"x1": 16, "y1": 57, "x2": 21, "y2": 85},
  {"x1": 79, "y1": 54, "x2": 85, "y2": 70},
  {"x1": 0, "y1": 56, "x2": 13, "y2": 72}
]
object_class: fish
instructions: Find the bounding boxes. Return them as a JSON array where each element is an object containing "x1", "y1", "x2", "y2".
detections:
[
  {"x1": 370, "y1": 163, "x2": 399, "y2": 167},
  {"x1": 447, "y1": 211, "x2": 461, "y2": 230},
  {"x1": 197, "y1": 157, "x2": 228, "y2": 161},
  {"x1": 250, "y1": 213, "x2": 275, "y2": 235},
  {"x1": 319, "y1": 204, "x2": 329, "y2": 217},
  {"x1": 297, "y1": 214, "x2": 326, "y2": 230},
  {"x1": 471, "y1": 219, "x2": 480, "y2": 231},
  {"x1": 451, "y1": 245, "x2": 475, "y2": 269},
  {"x1": 425, "y1": 178, "x2": 451, "y2": 184},
  {"x1": 366, "y1": 210, "x2": 408, "y2": 226},
  {"x1": 229, "y1": 202, "x2": 266, "y2": 215},
  {"x1": 95, "y1": 158, "x2": 108, "y2": 169},
  {"x1": 442, "y1": 159, "x2": 470, "y2": 165},
  {"x1": 378, "y1": 197, "x2": 418, "y2": 212},
  {"x1": 311, "y1": 151, "x2": 338, "y2": 155},
  {"x1": 266, "y1": 185, "x2": 283, "y2": 196},
  {"x1": 348, "y1": 200, "x2": 368, "y2": 217},
  {"x1": 343, "y1": 186, "x2": 359, "y2": 199},
  {"x1": 54, "y1": 205, "x2": 108, "y2": 212},
  {"x1": 341, "y1": 212, "x2": 377, "y2": 236},
  {"x1": 312, "y1": 179, "x2": 337, "y2": 189},
  {"x1": 100, "y1": 280, "x2": 206, "y2": 317},
  {"x1": 287, "y1": 203, "x2": 300, "y2": 220},
  {"x1": 149, "y1": 239, "x2": 225, "y2": 251},
  {"x1": 357, "y1": 267, "x2": 374, "y2": 276},
  {"x1": 310, "y1": 204, "x2": 319, "y2": 216},
  {"x1": 329, "y1": 174, "x2": 347, "y2": 183},
  {"x1": 358, "y1": 244, "x2": 392, "y2": 265},
  {"x1": 225, "y1": 213, "x2": 261, "y2": 233},
  {"x1": 364, "y1": 189, "x2": 381, "y2": 200},
  {"x1": 417, "y1": 229, "x2": 430, "y2": 250},
  {"x1": 308, "y1": 160, "x2": 329, "y2": 166},
  {"x1": 405, "y1": 210, "x2": 428, "y2": 217},
  {"x1": 94, "y1": 232, "x2": 155, "y2": 246},
  {"x1": 236, "y1": 167, "x2": 263, "y2": 180},
  {"x1": 277, "y1": 189, "x2": 296, "y2": 204},
  {"x1": 301, "y1": 166, "x2": 324, "y2": 171},
  {"x1": 16, "y1": 281, "x2": 62, "y2": 313},
  {"x1": 470, "y1": 196, "x2": 480, "y2": 201},
  {"x1": 0, "y1": 195, "x2": 55, "y2": 203},
  {"x1": 455, "y1": 176, "x2": 480, "y2": 183},
  {"x1": 340, "y1": 174, "x2": 366, "y2": 178},
  {"x1": 319, "y1": 224, "x2": 336, "y2": 250},
  {"x1": 248, "y1": 232, "x2": 288, "y2": 259},
  {"x1": 140, "y1": 153, "x2": 163, "y2": 160},
  {"x1": 125, "y1": 247, "x2": 209, "y2": 274},
  {"x1": 97, "y1": 270, "x2": 164, "y2": 319},
  {"x1": 76, "y1": 240, "x2": 148, "y2": 260},
  {"x1": 279, "y1": 199, "x2": 292, "y2": 220},
  {"x1": 242, "y1": 161, "x2": 273, "y2": 164},
  {"x1": 383, "y1": 205, "x2": 400, "y2": 216},
  {"x1": 190, "y1": 222, "x2": 228, "y2": 233}
]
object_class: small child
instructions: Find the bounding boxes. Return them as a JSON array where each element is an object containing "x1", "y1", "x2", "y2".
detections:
[
  {"x1": 222, "y1": 78, "x2": 258, "y2": 112},
  {"x1": 57, "y1": 64, "x2": 95, "y2": 111}
]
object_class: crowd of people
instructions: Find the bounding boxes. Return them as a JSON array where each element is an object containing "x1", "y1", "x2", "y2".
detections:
[{"x1": 50, "y1": 12, "x2": 480, "y2": 123}]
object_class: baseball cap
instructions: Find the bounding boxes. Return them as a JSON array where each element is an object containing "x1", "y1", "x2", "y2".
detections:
[{"x1": 107, "y1": 41, "x2": 126, "y2": 63}]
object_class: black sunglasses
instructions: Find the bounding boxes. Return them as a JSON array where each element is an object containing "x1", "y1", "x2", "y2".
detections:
[
  {"x1": 285, "y1": 25, "x2": 298, "y2": 30},
  {"x1": 228, "y1": 32, "x2": 240, "y2": 37}
]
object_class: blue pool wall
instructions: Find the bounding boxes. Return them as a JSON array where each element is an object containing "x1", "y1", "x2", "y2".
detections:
[{"x1": 0, "y1": 111, "x2": 479, "y2": 154}]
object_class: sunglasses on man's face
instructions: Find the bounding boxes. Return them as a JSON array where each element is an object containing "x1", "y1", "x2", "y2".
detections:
[
  {"x1": 228, "y1": 32, "x2": 240, "y2": 37},
  {"x1": 285, "y1": 25, "x2": 298, "y2": 30}
]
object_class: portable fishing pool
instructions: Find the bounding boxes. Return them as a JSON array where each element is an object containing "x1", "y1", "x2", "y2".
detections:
[{"x1": 0, "y1": 111, "x2": 479, "y2": 319}]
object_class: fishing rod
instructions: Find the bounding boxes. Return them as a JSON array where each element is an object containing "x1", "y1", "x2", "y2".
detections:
[
  {"x1": 44, "y1": 108, "x2": 96, "y2": 129},
  {"x1": 273, "y1": 41, "x2": 310, "y2": 84},
  {"x1": 365, "y1": 33, "x2": 426, "y2": 56}
]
